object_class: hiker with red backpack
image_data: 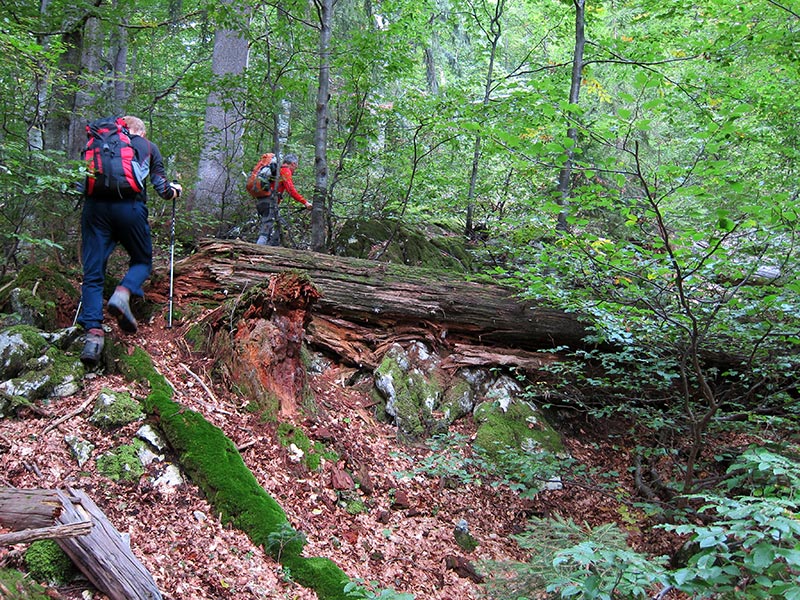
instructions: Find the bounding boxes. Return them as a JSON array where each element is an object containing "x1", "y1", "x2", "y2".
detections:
[
  {"x1": 247, "y1": 153, "x2": 311, "y2": 246},
  {"x1": 78, "y1": 115, "x2": 182, "y2": 367}
]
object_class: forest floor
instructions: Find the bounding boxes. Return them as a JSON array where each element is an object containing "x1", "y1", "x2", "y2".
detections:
[{"x1": 0, "y1": 303, "x2": 690, "y2": 600}]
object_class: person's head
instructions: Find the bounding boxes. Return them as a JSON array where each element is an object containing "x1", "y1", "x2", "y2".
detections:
[
  {"x1": 282, "y1": 154, "x2": 299, "y2": 167},
  {"x1": 123, "y1": 115, "x2": 146, "y2": 137}
]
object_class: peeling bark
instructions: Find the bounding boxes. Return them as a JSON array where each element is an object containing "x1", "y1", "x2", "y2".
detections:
[
  {"x1": 149, "y1": 239, "x2": 590, "y2": 361},
  {"x1": 203, "y1": 272, "x2": 321, "y2": 416}
]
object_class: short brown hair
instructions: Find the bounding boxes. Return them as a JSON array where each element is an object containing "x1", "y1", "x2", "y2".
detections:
[{"x1": 122, "y1": 115, "x2": 146, "y2": 137}]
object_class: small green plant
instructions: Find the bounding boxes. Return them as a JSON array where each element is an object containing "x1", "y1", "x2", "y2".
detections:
[
  {"x1": 488, "y1": 446, "x2": 568, "y2": 498},
  {"x1": 661, "y1": 447, "x2": 800, "y2": 598},
  {"x1": 479, "y1": 515, "x2": 668, "y2": 599},
  {"x1": 264, "y1": 521, "x2": 307, "y2": 562},
  {"x1": 340, "y1": 494, "x2": 367, "y2": 515},
  {"x1": 392, "y1": 432, "x2": 487, "y2": 487},
  {"x1": 480, "y1": 446, "x2": 800, "y2": 600}
]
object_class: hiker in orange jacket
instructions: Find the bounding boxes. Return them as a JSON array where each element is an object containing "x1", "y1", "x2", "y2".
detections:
[{"x1": 256, "y1": 154, "x2": 311, "y2": 246}]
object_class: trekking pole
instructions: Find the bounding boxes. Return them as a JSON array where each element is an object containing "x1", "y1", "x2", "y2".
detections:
[{"x1": 167, "y1": 189, "x2": 177, "y2": 329}]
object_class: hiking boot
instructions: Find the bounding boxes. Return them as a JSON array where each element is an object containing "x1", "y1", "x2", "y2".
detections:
[
  {"x1": 80, "y1": 328, "x2": 105, "y2": 367},
  {"x1": 108, "y1": 286, "x2": 137, "y2": 333}
]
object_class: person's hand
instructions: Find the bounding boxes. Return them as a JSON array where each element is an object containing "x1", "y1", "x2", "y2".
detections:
[
  {"x1": 305, "y1": 203, "x2": 312, "y2": 210},
  {"x1": 170, "y1": 182, "x2": 183, "y2": 198}
]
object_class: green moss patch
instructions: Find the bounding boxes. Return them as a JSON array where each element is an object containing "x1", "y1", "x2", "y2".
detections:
[
  {"x1": 332, "y1": 218, "x2": 476, "y2": 272},
  {"x1": 276, "y1": 422, "x2": 338, "y2": 471},
  {"x1": 0, "y1": 264, "x2": 78, "y2": 330},
  {"x1": 96, "y1": 441, "x2": 146, "y2": 482},
  {"x1": 0, "y1": 568, "x2": 52, "y2": 599},
  {"x1": 89, "y1": 388, "x2": 145, "y2": 429},
  {"x1": 474, "y1": 399, "x2": 564, "y2": 457},
  {"x1": 374, "y1": 347, "x2": 444, "y2": 440},
  {"x1": 24, "y1": 540, "x2": 77, "y2": 585},
  {"x1": 123, "y1": 347, "x2": 352, "y2": 600}
]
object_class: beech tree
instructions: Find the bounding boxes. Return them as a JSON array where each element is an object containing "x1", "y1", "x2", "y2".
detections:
[{"x1": 193, "y1": 2, "x2": 251, "y2": 235}]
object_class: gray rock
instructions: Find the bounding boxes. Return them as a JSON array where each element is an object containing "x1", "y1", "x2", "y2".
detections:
[
  {"x1": 64, "y1": 435, "x2": 95, "y2": 467},
  {"x1": 89, "y1": 388, "x2": 144, "y2": 430}
]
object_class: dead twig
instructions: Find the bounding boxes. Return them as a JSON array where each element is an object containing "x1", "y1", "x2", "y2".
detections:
[
  {"x1": 179, "y1": 362, "x2": 218, "y2": 404},
  {"x1": 0, "y1": 521, "x2": 92, "y2": 546},
  {"x1": 42, "y1": 395, "x2": 96, "y2": 436}
]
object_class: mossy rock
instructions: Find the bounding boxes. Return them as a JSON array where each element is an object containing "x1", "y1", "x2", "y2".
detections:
[
  {"x1": 374, "y1": 347, "x2": 444, "y2": 440},
  {"x1": 0, "y1": 326, "x2": 84, "y2": 406},
  {"x1": 0, "y1": 264, "x2": 79, "y2": 330},
  {"x1": 96, "y1": 441, "x2": 146, "y2": 482},
  {"x1": 0, "y1": 325, "x2": 49, "y2": 379},
  {"x1": 89, "y1": 388, "x2": 145, "y2": 429},
  {"x1": 473, "y1": 399, "x2": 564, "y2": 457},
  {"x1": 439, "y1": 375, "x2": 475, "y2": 424},
  {"x1": 0, "y1": 568, "x2": 52, "y2": 599}
]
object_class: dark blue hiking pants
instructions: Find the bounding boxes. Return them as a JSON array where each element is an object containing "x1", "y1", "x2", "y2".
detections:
[{"x1": 78, "y1": 199, "x2": 152, "y2": 331}]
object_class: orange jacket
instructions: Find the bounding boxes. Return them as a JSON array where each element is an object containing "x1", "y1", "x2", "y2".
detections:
[{"x1": 274, "y1": 164, "x2": 309, "y2": 207}]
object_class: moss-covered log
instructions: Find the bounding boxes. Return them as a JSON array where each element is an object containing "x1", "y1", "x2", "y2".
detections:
[
  {"x1": 147, "y1": 238, "x2": 589, "y2": 355},
  {"x1": 121, "y1": 348, "x2": 354, "y2": 600}
]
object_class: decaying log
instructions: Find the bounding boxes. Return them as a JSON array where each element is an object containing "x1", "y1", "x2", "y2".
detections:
[
  {"x1": 0, "y1": 521, "x2": 92, "y2": 546},
  {"x1": 440, "y1": 343, "x2": 559, "y2": 371},
  {"x1": 0, "y1": 487, "x2": 161, "y2": 600},
  {"x1": 55, "y1": 486, "x2": 162, "y2": 600},
  {"x1": 149, "y1": 239, "x2": 589, "y2": 356},
  {"x1": 0, "y1": 487, "x2": 62, "y2": 530}
]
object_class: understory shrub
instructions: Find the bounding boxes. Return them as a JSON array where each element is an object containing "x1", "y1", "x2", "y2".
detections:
[{"x1": 479, "y1": 446, "x2": 800, "y2": 599}]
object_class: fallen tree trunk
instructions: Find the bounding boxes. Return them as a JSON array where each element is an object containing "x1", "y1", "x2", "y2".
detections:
[
  {"x1": 0, "y1": 487, "x2": 162, "y2": 600},
  {"x1": 54, "y1": 487, "x2": 163, "y2": 600},
  {"x1": 149, "y1": 239, "x2": 589, "y2": 356}
]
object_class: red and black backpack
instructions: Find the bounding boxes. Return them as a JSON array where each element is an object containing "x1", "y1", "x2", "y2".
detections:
[{"x1": 83, "y1": 116, "x2": 144, "y2": 198}]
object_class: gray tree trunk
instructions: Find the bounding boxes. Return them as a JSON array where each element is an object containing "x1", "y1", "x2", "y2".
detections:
[
  {"x1": 110, "y1": 19, "x2": 129, "y2": 110},
  {"x1": 194, "y1": 4, "x2": 250, "y2": 236},
  {"x1": 555, "y1": 0, "x2": 586, "y2": 232},
  {"x1": 465, "y1": 0, "x2": 504, "y2": 237},
  {"x1": 43, "y1": 16, "x2": 91, "y2": 157},
  {"x1": 311, "y1": 0, "x2": 334, "y2": 252},
  {"x1": 424, "y1": 47, "x2": 439, "y2": 95}
]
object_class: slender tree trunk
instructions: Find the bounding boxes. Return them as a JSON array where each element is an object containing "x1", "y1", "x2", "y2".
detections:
[
  {"x1": 194, "y1": 2, "x2": 250, "y2": 236},
  {"x1": 555, "y1": 0, "x2": 586, "y2": 232},
  {"x1": 311, "y1": 0, "x2": 334, "y2": 252},
  {"x1": 465, "y1": 0, "x2": 504, "y2": 237},
  {"x1": 424, "y1": 47, "x2": 439, "y2": 95},
  {"x1": 275, "y1": 99, "x2": 291, "y2": 151}
]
